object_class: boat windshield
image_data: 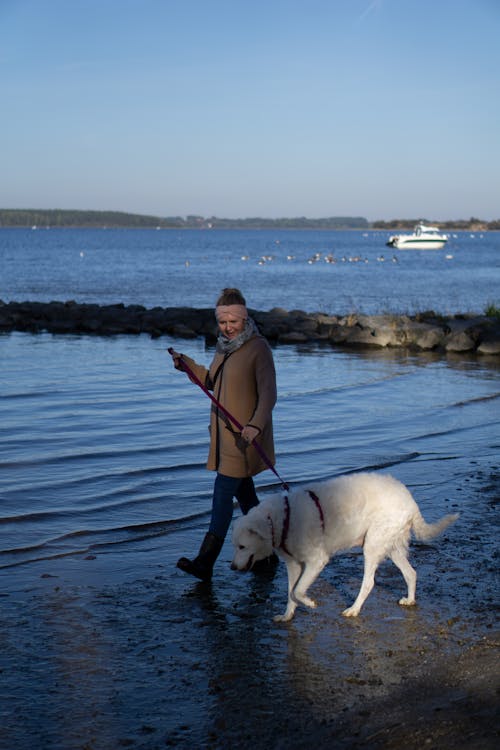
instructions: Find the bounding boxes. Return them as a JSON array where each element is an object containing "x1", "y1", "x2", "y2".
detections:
[{"x1": 416, "y1": 224, "x2": 440, "y2": 235}]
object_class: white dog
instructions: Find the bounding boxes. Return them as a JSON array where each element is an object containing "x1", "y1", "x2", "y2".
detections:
[{"x1": 231, "y1": 472, "x2": 458, "y2": 622}]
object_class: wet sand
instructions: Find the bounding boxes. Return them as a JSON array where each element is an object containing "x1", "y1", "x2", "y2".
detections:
[{"x1": 1, "y1": 464, "x2": 498, "y2": 749}]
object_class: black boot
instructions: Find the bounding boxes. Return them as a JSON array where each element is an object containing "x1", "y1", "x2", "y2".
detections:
[{"x1": 177, "y1": 532, "x2": 224, "y2": 582}]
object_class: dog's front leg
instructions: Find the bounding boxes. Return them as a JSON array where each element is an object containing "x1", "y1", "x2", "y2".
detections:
[{"x1": 273, "y1": 558, "x2": 302, "y2": 622}]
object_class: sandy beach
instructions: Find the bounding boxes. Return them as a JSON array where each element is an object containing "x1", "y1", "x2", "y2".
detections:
[{"x1": 1, "y1": 460, "x2": 498, "y2": 750}]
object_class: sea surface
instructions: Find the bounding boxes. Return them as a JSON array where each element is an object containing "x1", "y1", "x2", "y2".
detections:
[
  {"x1": 1, "y1": 226, "x2": 499, "y2": 314},
  {"x1": 0, "y1": 228, "x2": 499, "y2": 581}
]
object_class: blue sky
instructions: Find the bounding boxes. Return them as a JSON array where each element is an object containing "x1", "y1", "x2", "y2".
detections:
[{"x1": 1, "y1": 0, "x2": 499, "y2": 221}]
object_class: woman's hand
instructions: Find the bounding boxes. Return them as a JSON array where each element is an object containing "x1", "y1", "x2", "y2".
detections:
[
  {"x1": 169, "y1": 349, "x2": 183, "y2": 370},
  {"x1": 241, "y1": 424, "x2": 260, "y2": 444},
  {"x1": 169, "y1": 349, "x2": 198, "y2": 385}
]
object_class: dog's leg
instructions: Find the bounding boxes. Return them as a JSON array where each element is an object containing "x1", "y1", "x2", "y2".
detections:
[
  {"x1": 342, "y1": 545, "x2": 382, "y2": 617},
  {"x1": 292, "y1": 555, "x2": 328, "y2": 610},
  {"x1": 390, "y1": 548, "x2": 417, "y2": 606},
  {"x1": 274, "y1": 558, "x2": 302, "y2": 622}
]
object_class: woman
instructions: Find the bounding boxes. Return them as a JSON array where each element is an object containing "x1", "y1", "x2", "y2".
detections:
[{"x1": 170, "y1": 288, "x2": 277, "y2": 581}]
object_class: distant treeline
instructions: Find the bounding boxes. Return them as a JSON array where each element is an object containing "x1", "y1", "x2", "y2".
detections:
[
  {"x1": 0, "y1": 209, "x2": 498, "y2": 230},
  {"x1": 0, "y1": 209, "x2": 369, "y2": 229},
  {"x1": 372, "y1": 217, "x2": 500, "y2": 231},
  {"x1": 199, "y1": 215, "x2": 369, "y2": 229},
  {"x1": 0, "y1": 209, "x2": 180, "y2": 228}
]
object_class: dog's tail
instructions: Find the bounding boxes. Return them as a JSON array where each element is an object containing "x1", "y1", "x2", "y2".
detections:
[{"x1": 411, "y1": 510, "x2": 459, "y2": 541}]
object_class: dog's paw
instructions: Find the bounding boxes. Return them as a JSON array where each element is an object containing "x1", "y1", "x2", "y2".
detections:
[
  {"x1": 298, "y1": 595, "x2": 317, "y2": 609},
  {"x1": 398, "y1": 596, "x2": 416, "y2": 607},
  {"x1": 342, "y1": 606, "x2": 360, "y2": 617},
  {"x1": 273, "y1": 612, "x2": 294, "y2": 623}
]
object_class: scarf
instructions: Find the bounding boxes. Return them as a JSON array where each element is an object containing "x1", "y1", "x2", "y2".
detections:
[{"x1": 216, "y1": 316, "x2": 258, "y2": 355}]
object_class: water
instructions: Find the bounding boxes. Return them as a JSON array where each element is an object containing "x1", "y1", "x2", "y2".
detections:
[
  {"x1": 0, "y1": 228, "x2": 499, "y2": 750},
  {"x1": 0, "y1": 227, "x2": 499, "y2": 577},
  {"x1": 1, "y1": 331, "x2": 498, "y2": 574},
  {"x1": 1, "y1": 227, "x2": 499, "y2": 314}
]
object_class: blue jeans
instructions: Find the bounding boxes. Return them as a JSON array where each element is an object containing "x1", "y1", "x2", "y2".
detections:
[{"x1": 209, "y1": 473, "x2": 259, "y2": 540}]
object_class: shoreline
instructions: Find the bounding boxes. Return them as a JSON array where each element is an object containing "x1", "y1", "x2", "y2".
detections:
[
  {"x1": 1, "y1": 464, "x2": 498, "y2": 749},
  {"x1": 1, "y1": 299, "x2": 499, "y2": 355}
]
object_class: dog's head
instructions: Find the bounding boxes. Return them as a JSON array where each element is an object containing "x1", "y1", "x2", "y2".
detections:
[{"x1": 231, "y1": 512, "x2": 273, "y2": 572}]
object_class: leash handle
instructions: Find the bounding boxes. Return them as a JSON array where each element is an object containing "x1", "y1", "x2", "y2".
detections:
[{"x1": 168, "y1": 347, "x2": 289, "y2": 491}]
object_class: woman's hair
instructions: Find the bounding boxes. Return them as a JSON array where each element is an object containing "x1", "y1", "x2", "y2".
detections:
[{"x1": 216, "y1": 288, "x2": 246, "y2": 306}]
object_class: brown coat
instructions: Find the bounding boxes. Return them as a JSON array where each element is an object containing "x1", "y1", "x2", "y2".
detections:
[{"x1": 181, "y1": 334, "x2": 277, "y2": 478}]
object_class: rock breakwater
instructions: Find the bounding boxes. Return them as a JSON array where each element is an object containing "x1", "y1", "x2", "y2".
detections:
[{"x1": 1, "y1": 300, "x2": 499, "y2": 355}]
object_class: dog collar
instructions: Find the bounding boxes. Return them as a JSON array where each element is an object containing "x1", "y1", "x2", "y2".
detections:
[
  {"x1": 267, "y1": 514, "x2": 276, "y2": 548},
  {"x1": 267, "y1": 495, "x2": 292, "y2": 556},
  {"x1": 281, "y1": 494, "x2": 291, "y2": 554}
]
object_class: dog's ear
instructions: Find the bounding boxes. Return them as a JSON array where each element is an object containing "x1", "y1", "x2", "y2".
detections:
[
  {"x1": 248, "y1": 527, "x2": 265, "y2": 541},
  {"x1": 247, "y1": 517, "x2": 271, "y2": 542}
]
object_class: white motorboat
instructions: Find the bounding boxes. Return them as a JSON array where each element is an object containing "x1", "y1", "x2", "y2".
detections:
[{"x1": 386, "y1": 223, "x2": 449, "y2": 250}]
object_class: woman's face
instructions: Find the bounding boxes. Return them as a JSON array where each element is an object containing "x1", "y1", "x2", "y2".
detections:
[{"x1": 217, "y1": 312, "x2": 246, "y2": 340}]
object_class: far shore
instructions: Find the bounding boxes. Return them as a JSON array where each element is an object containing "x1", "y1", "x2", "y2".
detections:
[
  {"x1": 1, "y1": 207, "x2": 499, "y2": 231},
  {"x1": 1, "y1": 299, "x2": 499, "y2": 356}
]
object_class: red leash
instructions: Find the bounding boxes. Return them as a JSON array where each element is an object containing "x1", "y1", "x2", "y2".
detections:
[{"x1": 168, "y1": 348, "x2": 289, "y2": 491}]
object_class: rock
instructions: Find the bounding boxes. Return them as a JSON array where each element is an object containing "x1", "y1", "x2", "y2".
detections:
[
  {"x1": 344, "y1": 325, "x2": 394, "y2": 348},
  {"x1": 445, "y1": 331, "x2": 477, "y2": 352},
  {"x1": 277, "y1": 331, "x2": 309, "y2": 343},
  {"x1": 334, "y1": 314, "x2": 404, "y2": 348},
  {"x1": 400, "y1": 319, "x2": 445, "y2": 350},
  {"x1": 474, "y1": 319, "x2": 500, "y2": 355},
  {"x1": 169, "y1": 323, "x2": 199, "y2": 338},
  {"x1": 0, "y1": 300, "x2": 498, "y2": 358},
  {"x1": 478, "y1": 341, "x2": 500, "y2": 355},
  {"x1": 414, "y1": 328, "x2": 445, "y2": 350},
  {"x1": 328, "y1": 324, "x2": 350, "y2": 344}
]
